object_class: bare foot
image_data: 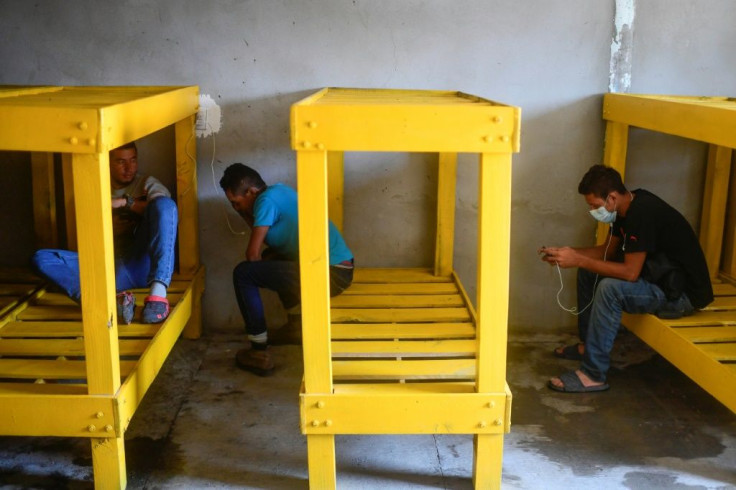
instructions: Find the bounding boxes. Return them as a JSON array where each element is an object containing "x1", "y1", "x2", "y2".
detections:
[{"x1": 549, "y1": 369, "x2": 605, "y2": 390}]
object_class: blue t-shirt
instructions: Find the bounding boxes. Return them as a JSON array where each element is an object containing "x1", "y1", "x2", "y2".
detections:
[{"x1": 253, "y1": 183, "x2": 353, "y2": 265}]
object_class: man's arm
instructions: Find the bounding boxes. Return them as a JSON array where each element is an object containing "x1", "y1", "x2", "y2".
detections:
[
  {"x1": 246, "y1": 226, "x2": 269, "y2": 261},
  {"x1": 543, "y1": 240, "x2": 647, "y2": 282}
]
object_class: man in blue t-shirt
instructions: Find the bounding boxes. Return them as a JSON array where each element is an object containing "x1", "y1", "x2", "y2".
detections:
[{"x1": 219, "y1": 163, "x2": 354, "y2": 376}]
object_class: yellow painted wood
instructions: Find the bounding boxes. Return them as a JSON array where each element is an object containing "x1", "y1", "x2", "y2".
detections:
[
  {"x1": 622, "y1": 312, "x2": 736, "y2": 412},
  {"x1": 331, "y1": 339, "x2": 477, "y2": 357},
  {"x1": 699, "y1": 145, "x2": 732, "y2": 279},
  {"x1": 712, "y1": 282, "x2": 736, "y2": 295},
  {"x1": 293, "y1": 88, "x2": 518, "y2": 487},
  {"x1": 91, "y1": 436, "x2": 126, "y2": 490},
  {"x1": 0, "y1": 338, "x2": 148, "y2": 357},
  {"x1": 301, "y1": 392, "x2": 506, "y2": 434},
  {"x1": 353, "y1": 267, "x2": 453, "y2": 283},
  {"x1": 435, "y1": 152, "x2": 457, "y2": 276},
  {"x1": 0, "y1": 86, "x2": 198, "y2": 153},
  {"x1": 330, "y1": 293, "x2": 465, "y2": 308},
  {"x1": 723, "y1": 162, "x2": 736, "y2": 277},
  {"x1": 674, "y1": 326, "x2": 736, "y2": 342},
  {"x1": 0, "y1": 321, "x2": 158, "y2": 338},
  {"x1": 182, "y1": 265, "x2": 205, "y2": 340},
  {"x1": 331, "y1": 322, "x2": 476, "y2": 340},
  {"x1": 297, "y1": 149, "x2": 333, "y2": 394},
  {"x1": 118, "y1": 283, "x2": 193, "y2": 432},
  {"x1": 663, "y1": 310, "x2": 736, "y2": 326},
  {"x1": 291, "y1": 88, "x2": 520, "y2": 153},
  {"x1": 176, "y1": 115, "x2": 200, "y2": 277},
  {"x1": 332, "y1": 358, "x2": 476, "y2": 381},
  {"x1": 603, "y1": 93, "x2": 736, "y2": 148},
  {"x1": 327, "y1": 151, "x2": 344, "y2": 232},
  {"x1": 331, "y1": 307, "x2": 471, "y2": 323},
  {"x1": 0, "y1": 393, "x2": 115, "y2": 437},
  {"x1": 698, "y1": 343, "x2": 736, "y2": 361},
  {"x1": 473, "y1": 434, "x2": 504, "y2": 490},
  {"x1": 61, "y1": 153, "x2": 77, "y2": 250},
  {"x1": 72, "y1": 152, "x2": 120, "y2": 395},
  {"x1": 0, "y1": 85, "x2": 203, "y2": 489},
  {"x1": 307, "y1": 435, "x2": 336, "y2": 489},
  {"x1": 342, "y1": 282, "x2": 459, "y2": 295},
  {"x1": 598, "y1": 120, "x2": 630, "y2": 244},
  {"x1": 334, "y1": 382, "x2": 476, "y2": 395},
  {"x1": 0, "y1": 383, "x2": 87, "y2": 395},
  {"x1": 703, "y1": 296, "x2": 736, "y2": 310},
  {"x1": 475, "y1": 153, "x2": 511, "y2": 393},
  {"x1": 30, "y1": 152, "x2": 58, "y2": 248},
  {"x1": 0, "y1": 359, "x2": 136, "y2": 379}
]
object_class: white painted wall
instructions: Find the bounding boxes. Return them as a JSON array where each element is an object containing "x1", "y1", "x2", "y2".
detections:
[{"x1": 0, "y1": 0, "x2": 734, "y2": 333}]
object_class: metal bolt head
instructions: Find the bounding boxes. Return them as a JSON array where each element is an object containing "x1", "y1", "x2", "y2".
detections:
[
  {"x1": 312, "y1": 420, "x2": 320, "y2": 427},
  {"x1": 324, "y1": 420, "x2": 333, "y2": 427},
  {"x1": 316, "y1": 401, "x2": 325, "y2": 409},
  {"x1": 494, "y1": 418, "x2": 503, "y2": 426},
  {"x1": 96, "y1": 412, "x2": 104, "y2": 419},
  {"x1": 87, "y1": 424, "x2": 96, "y2": 432},
  {"x1": 69, "y1": 137, "x2": 78, "y2": 145},
  {"x1": 479, "y1": 421, "x2": 487, "y2": 428}
]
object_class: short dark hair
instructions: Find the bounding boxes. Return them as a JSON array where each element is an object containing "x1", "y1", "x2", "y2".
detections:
[
  {"x1": 578, "y1": 164, "x2": 627, "y2": 198},
  {"x1": 219, "y1": 163, "x2": 267, "y2": 196},
  {"x1": 110, "y1": 141, "x2": 137, "y2": 155}
]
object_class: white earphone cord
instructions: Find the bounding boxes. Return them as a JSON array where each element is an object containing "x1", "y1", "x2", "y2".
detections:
[{"x1": 555, "y1": 227, "x2": 614, "y2": 316}]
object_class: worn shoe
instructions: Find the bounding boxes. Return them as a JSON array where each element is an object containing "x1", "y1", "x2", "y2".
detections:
[
  {"x1": 116, "y1": 291, "x2": 135, "y2": 325},
  {"x1": 268, "y1": 314, "x2": 302, "y2": 346},
  {"x1": 141, "y1": 295, "x2": 170, "y2": 324},
  {"x1": 235, "y1": 347, "x2": 275, "y2": 376}
]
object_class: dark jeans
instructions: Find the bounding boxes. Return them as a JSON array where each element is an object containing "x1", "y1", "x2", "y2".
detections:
[
  {"x1": 232, "y1": 259, "x2": 353, "y2": 339},
  {"x1": 31, "y1": 197, "x2": 178, "y2": 302},
  {"x1": 576, "y1": 268, "x2": 673, "y2": 382}
]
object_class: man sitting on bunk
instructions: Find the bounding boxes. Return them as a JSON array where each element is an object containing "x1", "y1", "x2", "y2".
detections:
[
  {"x1": 540, "y1": 164, "x2": 713, "y2": 393},
  {"x1": 219, "y1": 163, "x2": 354, "y2": 376},
  {"x1": 31, "y1": 142, "x2": 178, "y2": 325}
]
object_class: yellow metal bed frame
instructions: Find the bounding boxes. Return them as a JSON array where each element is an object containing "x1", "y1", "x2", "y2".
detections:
[
  {"x1": 291, "y1": 88, "x2": 520, "y2": 489},
  {"x1": 601, "y1": 93, "x2": 736, "y2": 413},
  {"x1": 0, "y1": 86, "x2": 205, "y2": 489}
]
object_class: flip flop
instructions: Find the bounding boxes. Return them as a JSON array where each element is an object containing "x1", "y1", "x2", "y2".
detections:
[
  {"x1": 553, "y1": 343, "x2": 584, "y2": 360},
  {"x1": 548, "y1": 370, "x2": 610, "y2": 393}
]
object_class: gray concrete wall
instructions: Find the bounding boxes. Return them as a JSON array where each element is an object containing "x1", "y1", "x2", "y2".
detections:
[{"x1": 0, "y1": 0, "x2": 734, "y2": 333}]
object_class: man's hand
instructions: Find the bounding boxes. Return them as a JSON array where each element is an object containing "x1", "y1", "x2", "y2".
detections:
[
  {"x1": 111, "y1": 197, "x2": 128, "y2": 209},
  {"x1": 538, "y1": 246, "x2": 580, "y2": 268}
]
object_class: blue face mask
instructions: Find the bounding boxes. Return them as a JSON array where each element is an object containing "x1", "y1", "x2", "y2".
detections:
[{"x1": 589, "y1": 195, "x2": 617, "y2": 224}]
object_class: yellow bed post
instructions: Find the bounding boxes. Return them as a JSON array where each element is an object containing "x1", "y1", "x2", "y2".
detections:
[
  {"x1": 473, "y1": 152, "x2": 512, "y2": 488},
  {"x1": 292, "y1": 88, "x2": 520, "y2": 489},
  {"x1": 175, "y1": 115, "x2": 204, "y2": 339},
  {"x1": 72, "y1": 151, "x2": 125, "y2": 489},
  {"x1": 297, "y1": 148, "x2": 337, "y2": 488},
  {"x1": 435, "y1": 152, "x2": 457, "y2": 277}
]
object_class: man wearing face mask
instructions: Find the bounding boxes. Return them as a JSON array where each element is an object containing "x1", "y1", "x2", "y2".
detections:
[{"x1": 539, "y1": 164, "x2": 713, "y2": 393}]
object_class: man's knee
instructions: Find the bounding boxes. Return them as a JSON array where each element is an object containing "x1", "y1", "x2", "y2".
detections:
[{"x1": 146, "y1": 196, "x2": 178, "y2": 221}]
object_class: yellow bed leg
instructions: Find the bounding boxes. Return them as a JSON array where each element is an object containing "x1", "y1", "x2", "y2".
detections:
[
  {"x1": 473, "y1": 434, "x2": 503, "y2": 490},
  {"x1": 307, "y1": 434, "x2": 336, "y2": 489},
  {"x1": 91, "y1": 436, "x2": 126, "y2": 489}
]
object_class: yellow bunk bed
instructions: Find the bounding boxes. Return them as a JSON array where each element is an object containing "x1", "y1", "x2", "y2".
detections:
[
  {"x1": 0, "y1": 86, "x2": 205, "y2": 489},
  {"x1": 291, "y1": 88, "x2": 520, "y2": 489},
  {"x1": 601, "y1": 93, "x2": 736, "y2": 413}
]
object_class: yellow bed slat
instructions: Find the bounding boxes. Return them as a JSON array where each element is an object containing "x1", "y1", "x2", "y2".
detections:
[
  {"x1": 332, "y1": 358, "x2": 476, "y2": 380},
  {"x1": 697, "y1": 343, "x2": 736, "y2": 361},
  {"x1": 331, "y1": 294, "x2": 465, "y2": 308},
  {"x1": 664, "y1": 310, "x2": 736, "y2": 326},
  {"x1": 0, "y1": 359, "x2": 136, "y2": 379},
  {"x1": 0, "y1": 382, "x2": 87, "y2": 395},
  {"x1": 353, "y1": 268, "x2": 453, "y2": 283},
  {"x1": 702, "y1": 296, "x2": 736, "y2": 310},
  {"x1": 341, "y1": 282, "x2": 459, "y2": 295},
  {"x1": 0, "y1": 321, "x2": 159, "y2": 338},
  {"x1": 0, "y1": 338, "x2": 149, "y2": 357},
  {"x1": 333, "y1": 381, "x2": 477, "y2": 395},
  {"x1": 331, "y1": 322, "x2": 476, "y2": 340},
  {"x1": 331, "y1": 307, "x2": 471, "y2": 323},
  {"x1": 331, "y1": 339, "x2": 477, "y2": 358},
  {"x1": 673, "y1": 326, "x2": 736, "y2": 343}
]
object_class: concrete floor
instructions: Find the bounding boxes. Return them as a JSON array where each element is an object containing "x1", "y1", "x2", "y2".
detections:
[{"x1": 0, "y1": 329, "x2": 734, "y2": 489}]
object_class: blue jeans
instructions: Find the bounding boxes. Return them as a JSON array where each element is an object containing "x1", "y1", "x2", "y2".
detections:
[
  {"x1": 233, "y1": 259, "x2": 353, "y2": 338},
  {"x1": 31, "y1": 197, "x2": 178, "y2": 302},
  {"x1": 576, "y1": 268, "x2": 669, "y2": 382}
]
